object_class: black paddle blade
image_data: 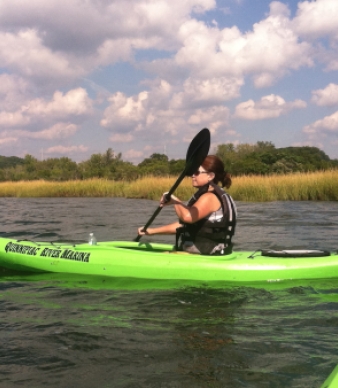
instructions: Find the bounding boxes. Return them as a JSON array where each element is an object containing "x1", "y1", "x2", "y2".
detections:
[{"x1": 184, "y1": 128, "x2": 210, "y2": 176}]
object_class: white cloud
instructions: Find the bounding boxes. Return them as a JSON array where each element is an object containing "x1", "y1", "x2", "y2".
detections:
[
  {"x1": 294, "y1": 0, "x2": 338, "y2": 40},
  {"x1": 0, "y1": 88, "x2": 93, "y2": 129},
  {"x1": 0, "y1": 0, "x2": 330, "y2": 92},
  {"x1": 252, "y1": 73, "x2": 276, "y2": 89},
  {"x1": 269, "y1": 1, "x2": 291, "y2": 17},
  {"x1": 225, "y1": 129, "x2": 239, "y2": 137},
  {"x1": 101, "y1": 79, "x2": 232, "y2": 140},
  {"x1": 96, "y1": 39, "x2": 133, "y2": 67},
  {"x1": 124, "y1": 149, "x2": 144, "y2": 161},
  {"x1": 172, "y1": 3, "x2": 313, "y2": 88},
  {"x1": 11, "y1": 123, "x2": 78, "y2": 140},
  {"x1": 303, "y1": 111, "x2": 338, "y2": 134},
  {"x1": 174, "y1": 77, "x2": 243, "y2": 107},
  {"x1": 0, "y1": 137, "x2": 17, "y2": 146},
  {"x1": 27, "y1": 88, "x2": 93, "y2": 119},
  {"x1": 110, "y1": 133, "x2": 134, "y2": 143},
  {"x1": 311, "y1": 83, "x2": 338, "y2": 107},
  {"x1": 0, "y1": 74, "x2": 30, "y2": 110},
  {"x1": 187, "y1": 106, "x2": 230, "y2": 133},
  {"x1": 101, "y1": 91, "x2": 149, "y2": 130},
  {"x1": 0, "y1": 30, "x2": 80, "y2": 83},
  {"x1": 293, "y1": 0, "x2": 338, "y2": 71},
  {"x1": 0, "y1": 0, "x2": 217, "y2": 88},
  {"x1": 0, "y1": 123, "x2": 78, "y2": 155},
  {"x1": 0, "y1": 110, "x2": 30, "y2": 127},
  {"x1": 233, "y1": 94, "x2": 306, "y2": 120},
  {"x1": 45, "y1": 145, "x2": 88, "y2": 155}
]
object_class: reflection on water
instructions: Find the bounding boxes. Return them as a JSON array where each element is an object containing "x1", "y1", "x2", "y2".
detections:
[{"x1": 0, "y1": 198, "x2": 338, "y2": 387}]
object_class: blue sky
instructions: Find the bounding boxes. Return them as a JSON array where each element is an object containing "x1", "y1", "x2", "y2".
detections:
[{"x1": 0, "y1": 0, "x2": 338, "y2": 163}]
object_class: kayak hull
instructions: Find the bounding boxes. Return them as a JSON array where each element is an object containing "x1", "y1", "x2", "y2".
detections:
[
  {"x1": 320, "y1": 365, "x2": 338, "y2": 388},
  {"x1": 1, "y1": 238, "x2": 338, "y2": 283}
]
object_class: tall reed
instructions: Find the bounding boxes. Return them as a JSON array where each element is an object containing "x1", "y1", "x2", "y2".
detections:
[
  {"x1": 0, "y1": 170, "x2": 337, "y2": 201},
  {"x1": 228, "y1": 170, "x2": 338, "y2": 201},
  {"x1": 0, "y1": 179, "x2": 126, "y2": 198}
]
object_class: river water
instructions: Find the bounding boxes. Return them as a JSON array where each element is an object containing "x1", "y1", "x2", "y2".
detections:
[{"x1": 0, "y1": 198, "x2": 338, "y2": 387}]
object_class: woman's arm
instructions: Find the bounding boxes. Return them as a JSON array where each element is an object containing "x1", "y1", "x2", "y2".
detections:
[
  {"x1": 138, "y1": 190, "x2": 221, "y2": 236},
  {"x1": 169, "y1": 192, "x2": 221, "y2": 224},
  {"x1": 138, "y1": 221, "x2": 181, "y2": 236}
]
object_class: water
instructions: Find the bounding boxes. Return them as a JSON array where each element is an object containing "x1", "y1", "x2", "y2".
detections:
[{"x1": 0, "y1": 198, "x2": 338, "y2": 387}]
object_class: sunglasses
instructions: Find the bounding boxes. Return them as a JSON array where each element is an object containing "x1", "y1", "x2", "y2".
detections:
[{"x1": 191, "y1": 170, "x2": 209, "y2": 177}]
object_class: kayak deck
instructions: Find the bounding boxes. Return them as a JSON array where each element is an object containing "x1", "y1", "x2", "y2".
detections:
[{"x1": 0, "y1": 238, "x2": 338, "y2": 283}]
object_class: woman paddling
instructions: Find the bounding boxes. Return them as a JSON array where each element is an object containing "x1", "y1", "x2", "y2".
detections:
[{"x1": 138, "y1": 155, "x2": 237, "y2": 255}]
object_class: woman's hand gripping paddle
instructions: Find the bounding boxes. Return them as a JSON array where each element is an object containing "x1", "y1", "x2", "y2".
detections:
[{"x1": 135, "y1": 128, "x2": 211, "y2": 242}]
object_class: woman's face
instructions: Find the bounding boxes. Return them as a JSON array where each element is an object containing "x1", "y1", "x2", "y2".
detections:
[{"x1": 191, "y1": 166, "x2": 213, "y2": 188}]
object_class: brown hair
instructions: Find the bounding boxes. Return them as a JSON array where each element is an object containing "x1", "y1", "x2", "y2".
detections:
[{"x1": 201, "y1": 155, "x2": 232, "y2": 188}]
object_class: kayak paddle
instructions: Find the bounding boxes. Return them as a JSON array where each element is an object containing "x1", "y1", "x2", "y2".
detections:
[{"x1": 135, "y1": 127, "x2": 211, "y2": 242}]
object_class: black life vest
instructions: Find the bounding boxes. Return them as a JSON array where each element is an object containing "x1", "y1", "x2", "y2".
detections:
[{"x1": 175, "y1": 182, "x2": 237, "y2": 255}]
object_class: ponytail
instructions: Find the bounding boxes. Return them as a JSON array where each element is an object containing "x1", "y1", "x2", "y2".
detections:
[{"x1": 221, "y1": 172, "x2": 232, "y2": 189}]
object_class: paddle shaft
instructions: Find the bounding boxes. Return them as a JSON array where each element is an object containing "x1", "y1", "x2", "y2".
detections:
[{"x1": 134, "y1": 169, "x2": 186, "y2": 242}]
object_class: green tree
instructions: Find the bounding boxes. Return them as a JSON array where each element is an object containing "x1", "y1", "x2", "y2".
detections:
[
  {"x1": 256, "y1": 141, "x2": 275, "y2": 151},
  {"x1": 138, "y1": 153, "x2": 170, "y2": 176},
  {"x1": 0, "y1": 156, "x2": 24, "y2": 169},
  {"x1": 215, "y1": 143, "x2": 236, "y2": 170},
  {"x1": 24, "y1": 154, "x2": 39, "y2": 178},
  {"x1": 169, "y1": 159, "x2": 185, "y2": 175}
]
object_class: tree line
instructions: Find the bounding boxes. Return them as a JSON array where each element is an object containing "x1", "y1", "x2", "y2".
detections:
[
  {"x1": 0, "y1": 142, "x2": 337, "y2": 182},
  {"x1": 214, "y1": 141, "x2": 338, "y2": 175}
]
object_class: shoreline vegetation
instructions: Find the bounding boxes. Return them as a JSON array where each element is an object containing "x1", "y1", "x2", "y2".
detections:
[{"x1": 0, "y1": 169, "x2": 338, "y2": 201}]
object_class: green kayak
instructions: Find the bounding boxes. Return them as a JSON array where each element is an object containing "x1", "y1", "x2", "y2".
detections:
[
  {"x1": 0, "y1": 237, "x2": 337, "y2": 283},
  {"x1": 320, "y1": 365, "x2": 338, "y2": 388}
]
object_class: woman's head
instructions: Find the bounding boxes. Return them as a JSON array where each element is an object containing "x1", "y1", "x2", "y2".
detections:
[{"x1": 201, "y1": 155, "x2": 232, "y2": 188}]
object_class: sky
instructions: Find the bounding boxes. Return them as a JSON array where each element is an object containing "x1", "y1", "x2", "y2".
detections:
[{"x1": 1, "y1": 0, "x2": 338, "y2": 164}]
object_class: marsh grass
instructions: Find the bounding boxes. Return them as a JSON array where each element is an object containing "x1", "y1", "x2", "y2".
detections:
[
  {"x1": 0, "y1": 170, "x2": 338, "y2": 201},
  {"x1": 228, "y1": 170, "x2": 338, "y2": 201},
  {"x1": 0, "y1": 179, "x2": 126, "y2": 198}
]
